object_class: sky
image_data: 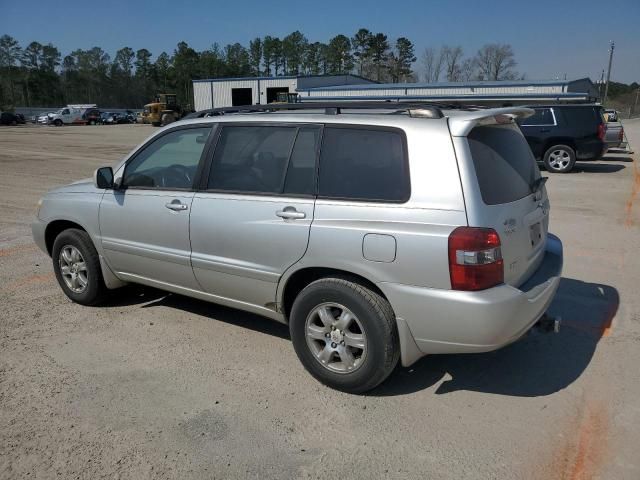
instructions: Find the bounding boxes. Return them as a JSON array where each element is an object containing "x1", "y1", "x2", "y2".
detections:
[{"x1": 1, "y1": 0, "x2": 639, "y2": 83}]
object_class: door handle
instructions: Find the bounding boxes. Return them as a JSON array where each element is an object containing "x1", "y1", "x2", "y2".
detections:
[
  {"x1": 276, "y1": 207, "x2": 306, "y2": 220},
  {"x1": 540, "y1": 128, "x2": 551, "y2": 133},
  {"x1": 165, "y1": 201, "x2": 188, "y2": 211}
]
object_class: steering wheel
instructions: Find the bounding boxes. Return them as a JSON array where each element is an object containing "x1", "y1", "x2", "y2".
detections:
[{"x1": 161, "y1": 164, "x2": 192, "y2": 188}]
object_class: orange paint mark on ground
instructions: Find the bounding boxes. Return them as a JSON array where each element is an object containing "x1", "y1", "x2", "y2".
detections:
[
  {"x1": 551, "y1": 400, "x2": 609, "y2": 480},
  {"x1": 0, "y1": 244, "x2": 38, "y2": 257},
  {"x1": 624, "y1": 159, "x2": 640, "y2": 227},
  {"x1": 3, "y1": 273, "x2": 54, "y2": 291}
]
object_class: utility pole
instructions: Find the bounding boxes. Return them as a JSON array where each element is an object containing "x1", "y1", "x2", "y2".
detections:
[
  {"x1": 599, "y1": 69, "x2": 605, "y2": 101},
  {"x1": 602, "y1": 41, "x2": 615, "y2": 106}
]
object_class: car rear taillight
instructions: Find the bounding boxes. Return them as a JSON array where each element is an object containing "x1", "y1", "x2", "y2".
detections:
[
  {"x1": 448, "y1": 227, "x2": 504, "y2": 291},
  {"x1": 618, "y1": 128, "x2": 624, "y2": 141},
  {"x1": 597, "y1": 123, "x2": 606, "y2": 141}
]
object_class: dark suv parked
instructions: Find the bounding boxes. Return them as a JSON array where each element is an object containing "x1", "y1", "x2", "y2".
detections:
[{"x1": 517, "y1": 104, "x2": 607, "y2": 173}]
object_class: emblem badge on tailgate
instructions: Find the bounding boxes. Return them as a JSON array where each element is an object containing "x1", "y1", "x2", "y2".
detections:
[{"x1": 503, "y1": 218, "x2": 517, "y2": 234}]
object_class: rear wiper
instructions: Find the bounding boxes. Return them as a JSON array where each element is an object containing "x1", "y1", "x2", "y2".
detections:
[{"x1": 530, "y1": 176, "x2": 548, "y2": 194}]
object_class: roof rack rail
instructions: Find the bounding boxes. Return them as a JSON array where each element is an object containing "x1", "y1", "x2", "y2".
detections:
[{"x1": 184, "y1": 101, "x2": 446, "y2": 119}]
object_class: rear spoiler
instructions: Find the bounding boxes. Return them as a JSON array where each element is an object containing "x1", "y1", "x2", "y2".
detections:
[{"x1": 448, "y1": 107, "x2": 535, "y2": 137}]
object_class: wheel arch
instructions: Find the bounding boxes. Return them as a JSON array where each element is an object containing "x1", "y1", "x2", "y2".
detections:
[
  {"x1": 543, "y1": 138, "x2": 576, "y2": 154},
  {"x1": 279, "y1": 266, "x2": 388, "y2": 322},
  {"x1": 45, "y1": 219, "x2": 88, "y2": 255}
]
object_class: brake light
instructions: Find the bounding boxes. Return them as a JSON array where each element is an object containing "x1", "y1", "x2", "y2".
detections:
[
  {"x1": 618, "y1": 128, "x2": 624, "y2": 141},
  {"x1": 448, "y1": 227, "x2": 504, "y2": 291},
  {"x1": 598, "y1": 123, "x2": 606, "y2": 141}
]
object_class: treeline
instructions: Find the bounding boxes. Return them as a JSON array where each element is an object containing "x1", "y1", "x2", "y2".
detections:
[{"x1": 1, "y1": 29, "x2": 523, "y2": 110}]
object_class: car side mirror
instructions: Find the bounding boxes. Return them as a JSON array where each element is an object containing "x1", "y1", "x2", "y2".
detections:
[{"x1": 94, "y1": 167, "x2": 114, "y2": 189}]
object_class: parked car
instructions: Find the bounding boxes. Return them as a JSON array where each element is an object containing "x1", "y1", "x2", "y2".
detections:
[
  {"x1": 517, "y1": 104, "x2": 607, "y2": 173},
  {"x1": 603, "y1": 109, "x2": 626, "y2": 150},
  {"x1": 0, "y1": 112, "x2": 23, "y2": 125},
  {"x1": 83, "y1": 108, "x2": 102, "y2": 125},
  {"x1": 37, "y1": 112, "x2": 54, "y2": 125},
  {"x1": 99, "y1": 112, "x2": 116, "y2": 125},
  {"x1": 32, "y1": 103, "x2": 563, "y2": 393}
]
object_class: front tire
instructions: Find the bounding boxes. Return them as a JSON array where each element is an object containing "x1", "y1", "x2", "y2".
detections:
[
  {"x1": 53, "y1": 119, "x2": 63, "y2": 127},
  {"x1": 543, "y1": 144, "x2": 576, "y2": 173},
  {"x1": 52, "y1": 229, "x2": 108, "y2": 306},
  {"x1": 290, "y1": 278, "x2": 399, "y2": 393}
]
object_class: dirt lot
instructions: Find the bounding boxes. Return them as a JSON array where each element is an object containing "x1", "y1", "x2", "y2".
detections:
[{"x1": 1, "y1": 121, "x2": 639, "y2": 479}]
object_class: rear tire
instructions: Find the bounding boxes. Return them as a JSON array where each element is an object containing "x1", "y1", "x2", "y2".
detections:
[
  {"x1": 52, "y1": 229, "x2": 108, "y2": 306},
  {"x1": 289, "y1": 278, "x2": 399, "y2": 393},
  {"x1": 543, "y1": 144, "x2": 575, "y2": 173}
]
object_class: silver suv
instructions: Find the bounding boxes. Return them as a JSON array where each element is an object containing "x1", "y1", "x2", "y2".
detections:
[{"x1": 32, "y1": 103, "x2": 563, "y2": 393}]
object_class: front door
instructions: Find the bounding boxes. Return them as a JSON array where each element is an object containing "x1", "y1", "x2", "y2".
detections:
[
  {"x1": 190, "y1": 124, "x2": 320, "y2": 310},
  {"x1": 100, "y1": 125, "x2": 213, "y2": 290}
]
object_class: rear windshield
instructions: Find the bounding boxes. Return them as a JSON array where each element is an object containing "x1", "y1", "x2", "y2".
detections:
[{"x1": 467, "y1": 125, "x2": 540, "y2": 205}]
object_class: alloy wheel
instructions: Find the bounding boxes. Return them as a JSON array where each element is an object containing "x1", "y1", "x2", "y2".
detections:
[{"x1": 305, "y1": 302, "x2": 367, "y2": 374}]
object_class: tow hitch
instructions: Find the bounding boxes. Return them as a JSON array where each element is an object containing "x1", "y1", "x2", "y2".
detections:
[{"x1": 535, "y1": 313, "x2": 561, "y2": 333}]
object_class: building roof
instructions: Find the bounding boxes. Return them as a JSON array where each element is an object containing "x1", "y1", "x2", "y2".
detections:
[
  {"x1": 193, "y1": 74, "x2": 376, "y2": 84},
  {"x1": 297, "y1": 77, "x2": 593, "y2": 92}
]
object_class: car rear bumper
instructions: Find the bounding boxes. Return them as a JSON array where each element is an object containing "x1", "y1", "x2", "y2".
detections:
[{"x1": 380, "y1": 234, "x2": 563, "y2": 366}]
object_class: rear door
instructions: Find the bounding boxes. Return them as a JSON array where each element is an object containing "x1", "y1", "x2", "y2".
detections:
[
  {"x1": 455, "y1": 123, "x2": 549, "y2": 287},
  {"x1": 189, "y1": 123, "x2": 320, "y2": 309},
  {"x1": 516, "y1": 107, "x2": 556, "y2": 158}
]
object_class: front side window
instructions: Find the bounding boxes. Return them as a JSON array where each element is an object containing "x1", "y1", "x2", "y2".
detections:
[
  {"x1": 124, "y1": 127, "x2": 211, "y2": 189},
  {"x1": 207, "y1": 125, "x2": 319, "y2": 195},
  {"x1": 318, "y1": 127, "x2": 409, "y2": 202}
]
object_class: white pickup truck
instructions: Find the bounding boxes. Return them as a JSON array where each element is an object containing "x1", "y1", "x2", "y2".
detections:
[{"x1": 41, "y1": 104, "x2": 96, "y2": 126}]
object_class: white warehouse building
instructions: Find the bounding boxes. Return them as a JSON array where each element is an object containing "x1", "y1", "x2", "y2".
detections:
[{"x1": 192, "y1": 74, "x2": 375, "y2": 111}]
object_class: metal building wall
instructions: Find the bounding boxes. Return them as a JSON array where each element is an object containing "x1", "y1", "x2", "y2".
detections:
[
  {"x1": 304, "y1": 84, "x2": 564, "y2": 98},
  {"x1": 193, "y1": 82, "x2": 213, "y2": 111}
]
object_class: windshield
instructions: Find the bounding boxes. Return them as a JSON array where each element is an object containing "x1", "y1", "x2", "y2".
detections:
[{"x1": 467, "y1": 125, "x2": 540, "y2": 205}]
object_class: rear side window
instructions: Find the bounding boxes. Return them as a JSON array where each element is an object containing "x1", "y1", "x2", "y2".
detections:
[
  {"x1": 559, "y1": 107, "x2": 599, "y2": 128},
  {"x1": 208, "y1": 125, "x2": 319, "y2": 195},
  {"x1": 519, "y1": 108, "x2": 554, "y2": 126},
  {"x1": 318, "y1": 127, "x2": 409, "y2": 202},
  {"x1": 468, "y1": 126, "x2": 539, "y2": 205}
]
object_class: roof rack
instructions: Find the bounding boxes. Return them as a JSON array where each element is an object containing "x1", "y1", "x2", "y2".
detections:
[{"x1": 184, "y1": 101, "x2": 446, "y2": 119}]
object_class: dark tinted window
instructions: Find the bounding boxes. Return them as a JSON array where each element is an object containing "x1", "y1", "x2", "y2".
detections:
[
  {"x1": 468, "y1": 126, "x2": 540, "y2": 205},
  {"x1": 124, "y1": 127, "x2": 211, "y2": 189},
  {"x1": 208, "y1": 126, "x2": 297, "y2": 193},
  {"x1": 318, "y1": 127, "x2": 408, "y2": 201},
  {"x1": 519, "y1": 108, "x2": 554, "y2": 126},
  {"x1": 559, "y1": 107, "x2": 599, "y2": 128},
  {"x1": 284, "y1": 127, "x2": 320, "y2": 195}
]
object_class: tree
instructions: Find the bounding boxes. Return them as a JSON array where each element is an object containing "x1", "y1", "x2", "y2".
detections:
[
  {"x1": 154, "y1": 52, "x2": 171, "y2": 92},
  {"x1": 22, "y1": 41, "x2": 43, "y2": 69},
  {"x1": 41, "y1": 44, "x2": 61, "y2": 71},
  {"x1": 172, "y1": 41, "x2": 199, "y2": 105},
  {"x1": 442, "y1": 45, "x2": 464, "y2": 81},
  {"x1": 422, "y1": 47, "x2": 444, "y2": 83},
  {"x1": 326, "y1": 35, "x2": 353, "y2": 74},
  {"x1": 474, "y1": 43, "x2": 518, "y2": 80},
  {"x1": 224, "y1": 43, "x2": 251, "y2": 76},
  {"x1": 114, "y1": 47, "x2": 135, "y2": 76},
  {"x1": 200, "y1": 43, "x2": 225, "y2": 78},
  {"x1": 282, "y1": 31, "x2": 308, "y2": 75},
  {"x1": 368, "y1": 33, "x2": 389, "y2": 81},
  {"x1": 387, "y1": 37, "x2": 415, "y2": 83},
  {"x1": 248, "y1": 37, "x2": 262, "y2": 76},
  {"x1": 262, "y1": 36, "x2": 277, "y2": 76},
  {"x1": 352, "y1": 28, "x2": 372, "y2": 76}
]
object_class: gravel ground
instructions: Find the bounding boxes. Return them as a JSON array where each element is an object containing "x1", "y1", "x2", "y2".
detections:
[{"x1": 1, "y1": 121, "x2": 639, "y2": 479}]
